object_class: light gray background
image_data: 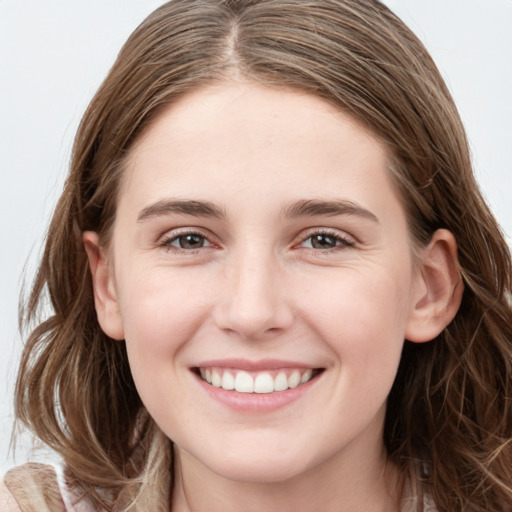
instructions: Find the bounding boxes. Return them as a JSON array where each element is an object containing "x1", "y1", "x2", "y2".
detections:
[{"x1": 1, "y1": 1, "x2": 511, "y2": 474}]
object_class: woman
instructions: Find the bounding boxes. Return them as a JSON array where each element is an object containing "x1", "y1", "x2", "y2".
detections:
[{"x1": 2, "y1": 1, "x2": 512, "y2": 510}]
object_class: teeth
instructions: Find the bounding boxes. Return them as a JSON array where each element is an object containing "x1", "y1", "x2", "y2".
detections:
[
  {"x1": 288, "y1": 370, "x2": 301, "y2": 389},
  {"x1": 199, "y1": 367, "x2": 317, "y2": 393},
  {"x1": 221, "y1": 371, "x2": 235, "y2": 390},
  {"x1": 254, "y1": 373, "x2": 274, "y2": 393},
  {"x1": 235, "y1": 371, "x2": 254, "y2": 393},
  {"x1": 274, "y1": 372, "x2": 288, "y2": 392},
  {"x1": 300, "y1": 369, "x2": 313, "y2": 384},
  {"x1": 211, "y1": 370, "x2": 222, "y2": 388}
]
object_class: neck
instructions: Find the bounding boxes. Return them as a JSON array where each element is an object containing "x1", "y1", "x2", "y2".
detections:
[{"x1": 171, "y1": 421, "x2": 402, "y2": 512}]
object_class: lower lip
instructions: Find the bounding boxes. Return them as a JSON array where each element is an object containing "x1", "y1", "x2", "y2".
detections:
[{"x1": 193, "y1": 371, "x2": 322, "y2": 413}]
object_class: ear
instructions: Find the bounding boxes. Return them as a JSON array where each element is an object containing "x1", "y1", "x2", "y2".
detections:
[
  {"x1": 405, "y1": 229, "x2": 463, "y2": 343},
  {"x1": 83, "y1": 231, "x2": 125, "y2": 340}
]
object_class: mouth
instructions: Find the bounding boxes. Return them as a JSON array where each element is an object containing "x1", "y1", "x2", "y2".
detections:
[{"x1": 193, "y1": 366, "x2": 324, "y2": 394}]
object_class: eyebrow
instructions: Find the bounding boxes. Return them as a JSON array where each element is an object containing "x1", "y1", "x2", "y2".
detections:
[
  {"x1": 137, "y1": 199, "x2": 226, "y2": 222},
  {"x1": 136, "y1": 198, "x2": 378, "y2": 223},
  {"x1": 282, "y1": 199, "x2": 379, "y2": 223}
]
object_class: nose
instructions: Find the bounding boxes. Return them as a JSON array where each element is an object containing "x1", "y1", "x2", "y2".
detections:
[{"x1": 213, "y1": 247, "x2": 294, "y2": 340}]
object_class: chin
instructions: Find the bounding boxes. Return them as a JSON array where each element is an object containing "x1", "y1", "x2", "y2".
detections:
[{"x1": 203, "y1": 446, "x2": 313, "y2": 484}]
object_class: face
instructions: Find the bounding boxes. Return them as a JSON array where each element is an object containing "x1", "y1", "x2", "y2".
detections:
[{"x1": 91, "y1": 82, "x2": 428, "y2": 484}]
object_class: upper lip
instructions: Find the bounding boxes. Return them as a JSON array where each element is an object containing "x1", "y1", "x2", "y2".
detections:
[{"x1": 193, "y1": 358, "x2": 320, "y2": 371}]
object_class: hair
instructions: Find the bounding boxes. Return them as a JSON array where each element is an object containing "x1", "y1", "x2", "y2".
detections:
[{"x1": 14, "y1": 1, "x2": 512, "y2": 511}]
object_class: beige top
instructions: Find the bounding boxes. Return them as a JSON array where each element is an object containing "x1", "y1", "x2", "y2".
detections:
[{"x1": 1, "y1": 463, "x2": 97, "y2": 512}]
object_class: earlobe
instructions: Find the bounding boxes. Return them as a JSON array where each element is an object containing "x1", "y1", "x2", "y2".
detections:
[
  {"x1": 83, "y1": 231, "x2": 125, "y2": 340},
  {"x1": 405, "y1": 229, "x2": 463, "y2": 343}
]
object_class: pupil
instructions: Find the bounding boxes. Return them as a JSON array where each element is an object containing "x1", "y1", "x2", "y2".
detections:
[
  {"x1": 180, "y1": 234, "x2": 203, "y2": 249},
  {"x1": 312, "y1": 234, "x2": 336, "y2": 249}
]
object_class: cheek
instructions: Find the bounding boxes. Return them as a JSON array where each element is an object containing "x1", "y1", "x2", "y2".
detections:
[
  {"x1": 116, "y1": 271, "x2": 209, "y2": 425},
  {"x1": 116, "y1": 267, "x2": 213, "y2": 365},
  {"x1": 304, "y1": 267, "x2": 412, "y2": 374}
]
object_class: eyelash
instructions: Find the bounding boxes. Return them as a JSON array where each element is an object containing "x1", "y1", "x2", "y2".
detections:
[
  {"x1": 159, "y1": 229, "x2": 214, "y2": 254},
  {"x1": 158, "y1": 228, "x2": 356, "y2": 254},
  {"x1": 296, "y1": 228, "x2": 356, "y2": 252}
]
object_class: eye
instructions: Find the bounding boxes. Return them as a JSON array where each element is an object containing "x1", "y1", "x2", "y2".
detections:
[
  {"x1": 300, "y1": 231, "x2": 355, "y2": 250},
  {"x1": 161, "y1": 232, "x2": 212, "y2": 251}
]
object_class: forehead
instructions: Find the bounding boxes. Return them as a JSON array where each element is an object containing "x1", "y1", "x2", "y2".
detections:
[
  {"x1": 130, "y1": 81, "x2": 384, "y2": 155},
  {"x1": 121, "y1": 81, "x2": 400, "y2": 218}
]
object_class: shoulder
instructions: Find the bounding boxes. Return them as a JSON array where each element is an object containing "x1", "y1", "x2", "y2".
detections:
[
  {"x1": 2, "y1": 463, "x2": 65, "y2": 511},
  {"x1": 0, "y1": 479, "x2": 21, "y2": 512}
]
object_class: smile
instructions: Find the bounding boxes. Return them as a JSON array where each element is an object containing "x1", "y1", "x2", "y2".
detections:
[{"x1": 197, "y1": 367, "x2": 321, "y2": 394}]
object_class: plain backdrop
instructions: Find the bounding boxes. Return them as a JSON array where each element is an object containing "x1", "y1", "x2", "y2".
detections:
[{"x1": 1, "y1": 0, "x2": 511, "y2": 475}]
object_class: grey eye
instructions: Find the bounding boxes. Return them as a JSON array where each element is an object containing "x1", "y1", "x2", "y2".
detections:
[
  {"x1": 171, "y1": 234, "x2": 210, "y2": 250},
  {"x1": 304, "y1": 234, "x2": 339, "y2": 249}
]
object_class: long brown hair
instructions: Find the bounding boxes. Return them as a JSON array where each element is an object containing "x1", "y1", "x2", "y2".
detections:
[{"x1": 15, "y1": 1, "x2": 512, "y2": 510}]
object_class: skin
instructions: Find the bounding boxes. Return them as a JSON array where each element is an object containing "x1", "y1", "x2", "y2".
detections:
[{"x1": 85, "y1": 81, "x2": 462, "y2": 512}]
